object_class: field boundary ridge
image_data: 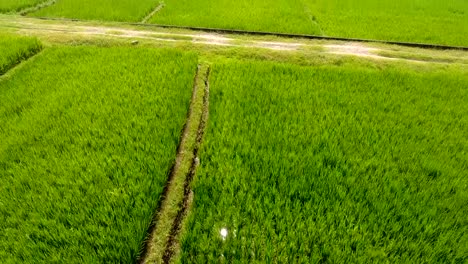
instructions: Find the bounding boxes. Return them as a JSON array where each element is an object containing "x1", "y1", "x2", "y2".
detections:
[
  {"x1": 138, "y1": 64, "x2": 209, "y2": 264},
  {"x1": 27, "y1": 16, "x2": 468, "y2": 50},
  {"x1": 141, "y1": 1, "x2": 165, "y2": 24},
  {"x1": 162, "y1": 66, "x2": 210, "y2": 264},
  {"x1": 0, "y1": 46, "x2": 43, "y2": 79},
  {"x1": 18, "y1": 0, "x2": 56, "y2": 16},
  {"x1": 131, "y1": 23, "x2": 468, "y2": 51}
]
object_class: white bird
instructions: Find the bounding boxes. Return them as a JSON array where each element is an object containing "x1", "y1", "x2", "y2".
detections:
[{"x1": 220, "y1": 228, "x2": 228, "y2": 240}]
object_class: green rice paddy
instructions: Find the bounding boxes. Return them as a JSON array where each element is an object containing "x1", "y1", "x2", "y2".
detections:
[
  {"x1": 0, "y1": 34, "x2": 42, "y2": 75},
  {"x1": 152, "y1": 0, "x2": 468, "y2": 46},
  {"x1": 9, "y1": 0, "x2": 465, "y2": 45},
  {"x1": 0, "y1": 47, "x2": 197, "y2": 262},
  {"x1": 1, "y1": 1, "x2": 467, "y2": 262},
  {"x1": 32, "y1": 0, "x2": 159, "y2": 22},
  {"x1": 181, "y1": 61, "x2": 468, "y2": 263},
  {"x1": 0, "y1": 0, "x2": 45, "y2": 12}
]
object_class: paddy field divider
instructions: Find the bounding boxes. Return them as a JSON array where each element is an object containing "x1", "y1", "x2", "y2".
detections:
[
  {"x1": 138, "y1": 64, "x2": 210, "y2": 264},
  {"x1": 29, "y1": 16, "x2": 468, "y2": 51}
]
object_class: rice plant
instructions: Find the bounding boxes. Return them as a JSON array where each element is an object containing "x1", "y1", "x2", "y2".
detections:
[
  {"x1": 151, "y1": 0, "x2": 468, "y2": 46},
  {"x1": 0, "y1": 47, "x2": 197, "y2": 262},
  {"x1": 0, "y1": 34, "x2": 42, "y2": 75},
  {"x1": 181, "y1": 60, "x2": 468, "y2": 263},
  {"x1": 0, "y1": 0, "x2": 45, "y2": 13},
  {"x1": 32, "y1": 0, "x2": 159, "y2": 22}
]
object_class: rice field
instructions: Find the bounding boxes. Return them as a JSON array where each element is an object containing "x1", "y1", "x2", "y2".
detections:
[
  {"x1": 0, "y1": 47, "x2": 197, "y2": 262},
  {"x1": 31, "y1": 0, "x2": 159, "y2": 21},
  {"x1": 150, "y1": 0, "x2": 468, "y2": 46},
  {"x1": 0, "y1": 34, "x2": 42, "y2": 75},
  {"x1": 19, "y1": 0, "x2": 467, "y2": 45},
  {"x1": 150, "y1": 0, "x2": 320, "y2": 35},
  {"x1": 180, "y1": 61, "x2": 468, "y2": 262},
  {"x1": 1, "y1": 2, "x2": 468, "y2": 261},
  {"x1": 0, "y1": 0, "x2": 45, "y2": 12},
  {"x1": 302, "y1": 0, "x2": 468, "y2": 46}
]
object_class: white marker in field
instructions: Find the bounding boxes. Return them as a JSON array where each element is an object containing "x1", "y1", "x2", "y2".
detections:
[{"x1": 220, "y1": 228, "x2": 228, "y2": 241}]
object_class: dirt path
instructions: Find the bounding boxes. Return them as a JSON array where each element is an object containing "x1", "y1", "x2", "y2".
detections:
[
  {"x1": 2, "y1": 15, "x2": 467, "y2": 64},
  {"x1": 325, "y1": 43, "x2": 385, "y2": 59}
]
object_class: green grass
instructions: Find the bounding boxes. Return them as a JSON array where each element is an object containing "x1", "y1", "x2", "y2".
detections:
[
  {"x1": 0, "y1": 47, "x2": 197, "y2": 263},
  {"x1": 180, "y1": 61, "x2": 468, "y2": 263},
  {"x1": 151, "y1": 0, "x2": 468, "y2": 46},
  {"x1": 0, "y1": 34, "x2": 42, "y2": 75},
  {"x1": 31, "y1": 0, "x2": 160, "y2": 21},
  {"x1": 0, "y1": 0, "x2": 45, "y2": 12}
]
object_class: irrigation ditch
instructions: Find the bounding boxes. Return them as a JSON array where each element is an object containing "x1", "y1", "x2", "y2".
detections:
[{"x1": 4, "y1": 16, "x2": 468, "y2": 65}]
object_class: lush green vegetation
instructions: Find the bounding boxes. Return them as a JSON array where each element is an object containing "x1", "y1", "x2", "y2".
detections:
[
  {"x1": 304, "y1": 0, "x2": 468, "y2": 46},
  {"x1": 151, "y1": 0, "x2": 468, "y2": 46},
  {"x1": 0, "y1": 47, "x2": 197, "y2": 262},
  {"x1": 0, "y1": 0, "x2": 45, "y2": 12},
  {"x1": 151, "y1": 0, "x2": 320, "y2": 35},
  {"x1": 181, "y1": 61, "x2": 468, "y2": 262},
  {"x1": 15, "y1": 0, "x2": 466, "y2": 45},
  {"x1": 32, "y1": 0, "x2": 159, "y2": 21},
  {"x1": 0, "y1": 34, "x2": 42, "y2": 75}
]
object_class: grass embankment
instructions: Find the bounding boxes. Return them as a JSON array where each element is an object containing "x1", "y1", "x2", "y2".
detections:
[
  {"x1": 181, "y1": 61, "x2": 468, "y2": 262},
  {"x1": 0, "y1": 34, "x2": 42, "y2": 75},
  {"x1": 31, "y1": 0, "x2": 160, "y2": 22},
  {"x1": 142, "y1": 65, "x2": 210, "y2": 264},
  {"x1": 0, "y1": 47, "x2": 197, "y2": 263},
  {"x1": 151, "y1": 0, "x2": 468, "y2": 46}
]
